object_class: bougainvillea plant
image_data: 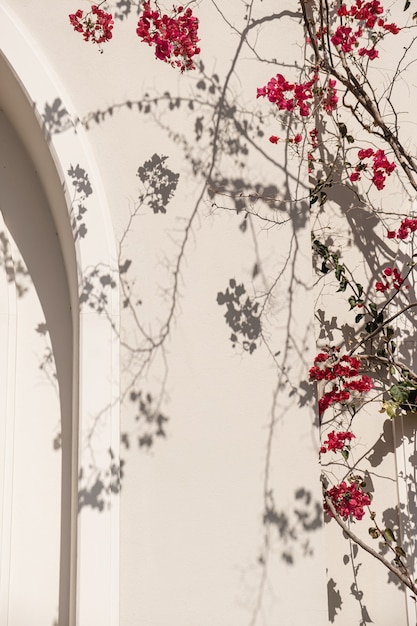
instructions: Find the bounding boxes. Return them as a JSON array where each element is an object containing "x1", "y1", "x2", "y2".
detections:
[{"x1": 69, "y1": 1, "x2": 200, "y2": 70}]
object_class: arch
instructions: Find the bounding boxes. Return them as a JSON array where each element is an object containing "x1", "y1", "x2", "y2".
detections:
[{"x1": 0, "y1": 4, "x2": 120, "y2": 626}]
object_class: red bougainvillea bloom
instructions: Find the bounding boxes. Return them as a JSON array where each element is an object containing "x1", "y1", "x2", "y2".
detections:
[
  {"x1": 320, "y1": 430, "x2": 355, "y2": 454},
  {"x1": 331, "y1": 0, "x2": 400, "y2": 61},
  {"x1": 257, "y1": 73, "x2": 318, "y2": 117},
  {"x1": 387, "y1": 217, "x2": 417, "y2": 240},
  {"x1": 136, "y1": 2, "x2": 200, "y2": 72},
  {"x1": 324, "y1": 480, "x2": 371, "y2": 521},
  {"x1": 69, "y1": 5, "x2": 114, "y2": 47},
  {"x1": 322, "y1": 79, "x2": 339, "y2": 113},
  {"x1": 269, "y1": 135, "x2": 279, "y2": 144},
  {"x1": 310, "y1": 349, "x2": 373, "y2": 415},
  {"x1": 350, "y1": 147, "x2": 396, "y2": 190},
  {"x1": 375, "y1": 266, "x2": 406, "y2": 292}
]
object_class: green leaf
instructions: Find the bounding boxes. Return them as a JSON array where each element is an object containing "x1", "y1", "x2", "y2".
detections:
[
  {"x1": 369, "y1": 302, "x2": 378, "y2": 318},
  {"x1": 390, "y1": 384, "x2": 410, "y2": 404},
  {"x1": 319, "y1": 192, "x2": 327, "y2": 206},
  {"x1": 355, "y1": 313, "x2": 364, "y2": 323},
  {"x1": 341, "y1": 448, "x2": 349, "y2": 460},
  {"x1": 384, "y1": 327, "x2": 394, "y2": 340},
  {"x1": 335, "y1": 264, "x2": 345, "y2": 280},
  {"x1": 346, "y1": 135, "x2": 355, "y2": 144},
  {"x1": 338, "y1": 122, "x2": 347, "y2": 138},
  {"x1": 365, "y1": 321, "x2": 378, "y2": 333},
  {"x1": 348, "y1": 296, "x2": 357, "y2": 309},
  {"x1": 383, "y1": 528, "x2": 396, "y2": 543},
  {"x1": 337, "y1": 277, "x2": 348, "y2": 292},
  {"x1": 356, "y1": 283, "x2": 364, "y2": 297},
  {"x1": 395, "y1": 545, "x2": 406, "y2": 558},
  {"x1": 404, "y1": 0, "x2": 410, "y2": 9},
  {"x1": 369, "y1": 527, "x2": 380, "y2": 539}
]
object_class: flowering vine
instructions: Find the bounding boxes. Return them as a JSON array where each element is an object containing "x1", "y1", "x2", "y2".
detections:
[
  {"x1": 254, "y1": 0, "x2": 417, "y2": 597},
  {"x1": 69, "y1": 1, "x2": 200, "y2": 70}
]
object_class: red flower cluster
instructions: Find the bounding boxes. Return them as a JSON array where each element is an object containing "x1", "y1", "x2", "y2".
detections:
[
  {"x1": 331, "y1": 0, "x2": 400, "y2": 60},
  {"x1": 324, "y1": 479, "x2": 371, "y2": 520},
  {"x1": 320, "y1": 430, "x2": 355, "y2": 454},
  {"x1": 269, "y1": 133, "x2": 303, "y2": 145},
  {"x1": 310, "y1": 349, "x2": 373, "y2": 415},
  {"x1": 387, "y1": 217, "x2": 417, "y2": 241},
  {"x1": 136, "y1": 2, "x2": 200, "y2": 72},
  {"x1": 350, "y1": 148, "x2": 396, "y2": 190},
  {"x1": 257, "y1": 73, "x2": 338, "y2": 119},
  {"x1": 322, "y1": 79, "x2": 339, "y2": 113},
  {"x1": 257, "y1": 73, "x2": 318, "y2": 117},
  {"x1": 69, "y1": 5, "x2": 114, "y2": 46},
  {"x1": 375, "y1": 266, "x2": 407, "y2": 292}
]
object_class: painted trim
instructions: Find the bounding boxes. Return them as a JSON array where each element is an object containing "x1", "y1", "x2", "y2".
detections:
[{"x1": 0, "y1": 4, "x2": 120, "y2": 625}]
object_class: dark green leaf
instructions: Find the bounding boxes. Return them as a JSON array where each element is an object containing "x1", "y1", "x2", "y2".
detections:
[
  {"x1": 348, "y1": 296, "x2": 357, "y2": 309},
  {"x1": 338, "y1": 122, "x2": 347, "y2": 138},
  {"x1": 395, "y1": 545, "x2": 406, "y2": 558},
  {"x1": 404, "y1": 0, "x2": 410, "y2": 9},
  {"x1": 365, "y1": 321, "x2": 378, "y2": 333},
  {"x1": 386, "y1": 326, "x2": 394, "y2": 339},
  {"x1": 337, "y1": 277, "x2": 348, "y2": 292},
  {"x1": 355, "y1": 313, "x2": 364, "y2": 323}
]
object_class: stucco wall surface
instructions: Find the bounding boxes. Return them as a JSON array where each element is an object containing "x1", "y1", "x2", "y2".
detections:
[{"x1": 0, "y1": 1, "x2": 416, "y2": 625}]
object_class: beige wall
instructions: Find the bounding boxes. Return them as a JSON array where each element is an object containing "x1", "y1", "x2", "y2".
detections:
[{"x1": 0, "y1": 1, "x2": 416, "y2": 625}]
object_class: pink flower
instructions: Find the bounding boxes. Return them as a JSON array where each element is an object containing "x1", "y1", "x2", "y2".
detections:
[
  {"x1": 269, "y1": 135, "x2": 279, "y2": 144},
  {"x1": 323, "y1": 79, "x2": 339, "y2": 113},
  {"x1": 324, "y1": 480, "x2": 371, "y2": 521},
  {"x1": 310, "y1": 349, "x2": 373, "y2": 415},
  {"x1": 136, "y1": 2, "x2": 200, "y2": 72},
  {"x1": 69, "y1": 5, "x2": 114, "y2": 46},
  {"x1": 320, "y1": 430, "x2": 355, "y2": 454},
  {"x1": 257, "y1": 73, "x2": 318, "y2": 118},
  {"x1": 293, "y1": 133, "x2": 303, "y2": 144},
  {"x1": 375, "y1": 267, "x2": 406, "y2": 292}
]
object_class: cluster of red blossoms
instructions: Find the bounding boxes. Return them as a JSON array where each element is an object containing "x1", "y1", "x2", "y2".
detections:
[
  {"x1": 257, "y1": 73, "x2": 339, "y2": 120},
  {"x1": 69, "y1": 5, "x2": 114, "y2": 46},
  {"x1": 375, "y1": 266, "x2": 408, "y2": 293},
  {"x1": 269, "y1": 133, "x2": 302, "y2": 145},
  {"x1": 387, "y1": 217, "x2": 417, "y2": 241},
  {"x1": 320, "y1": 430, "x2": 355, "y2": 454},
  {"x1": 349, "y1": 148, "x2": 396, "y2": 190},
  {"x1": 310, "y1": 349, "x2": 373, "y2": 415},
  {"x1": 69, "y1": 2, "x2": 200, "y2": 71},
  {"x1": 136, "y1": 2, "x2": 200, "y2": 72},
  {"x1": 257, "y1": 73, "x2": 318, "y2": 118},
  {"x1": 331, "y1": 0, "x2": 400, "y2": 61},
  {"x1": 324, "y1": 479, "x2": 371, "y2": 520}
]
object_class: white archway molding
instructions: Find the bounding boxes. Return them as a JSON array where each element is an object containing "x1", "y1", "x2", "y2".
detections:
[{"x1": 0, "y1": 4, "x2": 120, "y2": 626}]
